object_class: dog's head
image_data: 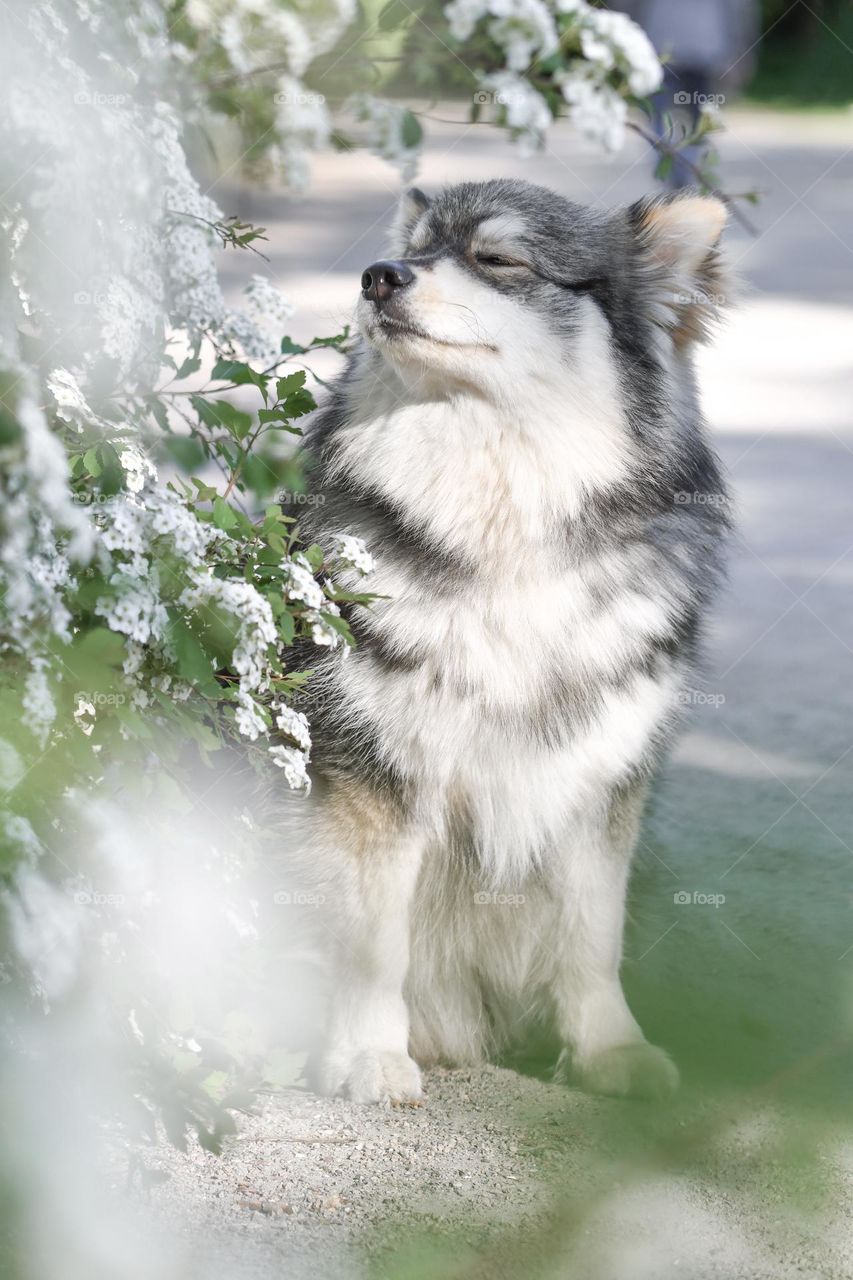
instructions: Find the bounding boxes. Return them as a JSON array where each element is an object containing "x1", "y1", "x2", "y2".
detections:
[{"x1": 356, "y1": 179, "x2": 729, "y2": 398}]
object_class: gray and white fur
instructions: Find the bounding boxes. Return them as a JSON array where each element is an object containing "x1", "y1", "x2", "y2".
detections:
[{"x1": 280, "y1": 178, "x2": 731, "y2": 1103}]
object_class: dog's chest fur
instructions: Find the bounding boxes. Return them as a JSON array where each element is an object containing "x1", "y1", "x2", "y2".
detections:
[{"x1": 308, "y1": 377, "x2": 688, "y2": 879}]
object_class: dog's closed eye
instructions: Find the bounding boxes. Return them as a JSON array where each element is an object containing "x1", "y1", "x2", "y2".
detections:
[{"x1": 474, "y1": 252, "x2": 523, "y2": 268}]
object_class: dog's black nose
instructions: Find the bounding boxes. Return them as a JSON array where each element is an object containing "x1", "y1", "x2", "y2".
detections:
[{"x1": 361, "y1": 259, "x2": 414, "y2": 304}]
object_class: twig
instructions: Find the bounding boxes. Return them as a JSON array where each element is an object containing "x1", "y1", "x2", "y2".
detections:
[{"x1": 626, "y1": 120, "x2": 759, "y2": 235}]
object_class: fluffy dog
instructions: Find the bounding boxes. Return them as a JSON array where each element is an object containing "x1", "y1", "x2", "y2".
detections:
[{"x1": 283, "y1": 178, "x2": 730, "y2": 1103}]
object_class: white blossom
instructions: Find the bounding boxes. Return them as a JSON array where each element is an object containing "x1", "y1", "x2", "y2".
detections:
[
  {"x1": 487, "y1": 0, "x2": 559, "y2": 72},
  {"x1": 274, "y1": 704, "x2": 312, "y2": 753},
  {"x1": 46, "y1": 368, "x2": 94, "y2": 427},
  {"x1": 581, "y1": 8, "x2": 662, "y2": 97},
  {"x1": 332, "y1": 533, "x2": 375, "y2": 576},
  {"x1": 283, "y1": 555, "x2": 325, "y2": 610},
  {"x1": 558, "y1": 61, "x2": 628, "y2": 151},
  {"x1": 268, "y1": 744, "x2": 311, "y2": 791},
  {"x1": 234, "y1": 690, "x2": 267, "y2": 741},
  {"x1": 119, "y1": 446, "x2": 158, "y2": 494},
  {"x1": 305, "y1": 604, "x2": 343, "y2": 649},
  {"x1": 481, "y1": 72, "x2": 552, "y2": 153}
]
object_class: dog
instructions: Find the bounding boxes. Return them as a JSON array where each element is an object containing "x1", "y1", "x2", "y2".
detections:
[{"x1": 282, "y1": 178, "x2": 730, "y2": 1103}]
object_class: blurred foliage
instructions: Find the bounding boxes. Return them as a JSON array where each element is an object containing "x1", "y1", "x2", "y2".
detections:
[{"x1": 750, "y1": 0, "x2": 853, "y2": 107}]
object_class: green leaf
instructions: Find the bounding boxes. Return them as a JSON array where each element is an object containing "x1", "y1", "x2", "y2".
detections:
[
  {"x1": 307, "y1": 326, "x2": 351, "y2": 349},
  {"x1": 302, "y1": 543, "x2": 324, "y2": 572},
  {"x1": 215, "y1": 401, "x2": 254, "y2": 440},
  {"x1": 655, "y1": 152, "x2": 674, "y2": 181},
  {"x1": 279, "y1": 389, "x2": 315, "y2": 420},
  {"x1": 168, "y1": 613, "x2": 217, "y2": 690},
  {"x1": 211, "y1": 359, "x2": 269, "y2": 402},
  {"x1": 97, "y1": 441, "x2": 124, "y2": 495},
  {"x1": 280, "y1": 336, "x2": 306, "y2": 355},
  {"x1": 0, "y1": 403, "x2": 21, "y2": 446},
  {"x1": 161, "y1": 436, "x2": 206, "y2": 471},
  {"x1": 190, "y1": 396, "x2": 253, "y2": 439},
  {"x1": 277, "y1": 610, "x2": 295, "y2": 645},
  {"x1": 212, "y1": 496, "x2": 238, "y2": 531},
  {"x1": 242, "y1": 452, "x2": 282, "y2": 499},
  {"x1": 175, "y1": 355, "x2": 202, "y2": 380},
  {"x1": 321, "y1": 611, "x2": 355, "y2": 645},
  {"x1": 147, "y1": 397, "x2": 171, "y2": 434},
  {"x1": 191, "y1": 476, "x2": 219, "y2": 501},
  {"x1": 83, "y1": 447, "x2": 102, "y2": 477},
  {"x1": 400, "y1": 109, "x2": 423, "y2": 149},
  {"x1": 275, "y1": 371, "x2": 306, "y2": 400}
]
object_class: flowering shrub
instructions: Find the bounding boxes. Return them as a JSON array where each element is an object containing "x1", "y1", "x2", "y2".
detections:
[{"x1": 162, "y1": 0, "x2": 674, "y2": 181}]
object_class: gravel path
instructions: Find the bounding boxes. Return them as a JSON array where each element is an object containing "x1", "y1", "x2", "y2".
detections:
[{"x1": 120, "y1": 1065, "x2": 852, "y2": 1279}]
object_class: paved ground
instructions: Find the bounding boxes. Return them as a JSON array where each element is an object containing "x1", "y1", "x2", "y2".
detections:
[{"x1": 137, "y1": 107, "x2": 853, "y2": 1278}]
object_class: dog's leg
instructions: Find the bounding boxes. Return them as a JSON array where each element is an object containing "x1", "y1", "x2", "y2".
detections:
[
  {"x1": 550, "y1": 782, "x2": 678, "y2": 1100},
  {"x1": 306, "y1": 785, "x2": 424, "y2": 1104}
]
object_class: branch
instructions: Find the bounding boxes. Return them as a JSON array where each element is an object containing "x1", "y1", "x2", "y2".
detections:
[{"x1": 626, "y1": 120, "x2": 759, "y2": 236}]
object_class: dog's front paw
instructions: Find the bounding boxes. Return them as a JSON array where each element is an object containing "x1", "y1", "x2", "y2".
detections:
[
  {"x1": 560, "y1": 1042, "x2": 679, "y2": 1101},
  {"x1": 309, "y1": 1047, "x2": 423, "y2": 1105}
]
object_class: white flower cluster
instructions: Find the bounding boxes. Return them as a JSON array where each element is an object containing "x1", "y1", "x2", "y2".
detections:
[
  {"x1": 273, "y1": 74, "x2": 332, "y2": 193},
  {"x1": 180, "y1": 0, "x2": 354, "y2": 190},
  {"x1": 179, "y1": 573, "x2": 278, "y2": 698},
  {"x1": 120, "y1": 446, "x2": 158, "y2": 495},
  {"x1": 269, "y1": 703, "x2": 312, "y2": 791},
  {"x1": 479, "y1": 71, "x2": 552, "y2": 156},
  {"x1": 90, "y1": 480, "x2": 347, "y2": 782},
  {"x1": 224, "y1": 275, "x2": 295, "y2": 367},
  {"x1": 283, "y1": 553, "x2": 344, "y2": 650},
  {"x1": 446, "y1": 0, "x2": 662, "y2": 153},
  {"x1": 345, "y1": 95, "x2": 419, "y2": 182},
  {"x1": 578, "y1": 8, "x2": 662, "y2": 97},
  {"x1": 448, "y1": 0, "x2": 559, "y2": 69},
  {"x1": 332, "y1": 533, "x2": 375, "y2": 576}
]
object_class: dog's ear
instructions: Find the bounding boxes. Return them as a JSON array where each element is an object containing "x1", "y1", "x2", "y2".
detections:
[
  {"x1": 388, "y1": 187, "x2": 430, "y2": 255},
  {"x1": 628, "y1": 192, "x2": 730, "y2": 347}
]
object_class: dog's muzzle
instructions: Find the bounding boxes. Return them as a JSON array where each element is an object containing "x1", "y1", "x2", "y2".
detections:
[{"x1": 361, "y1": 259, "x2": 414, "y2": 305}]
